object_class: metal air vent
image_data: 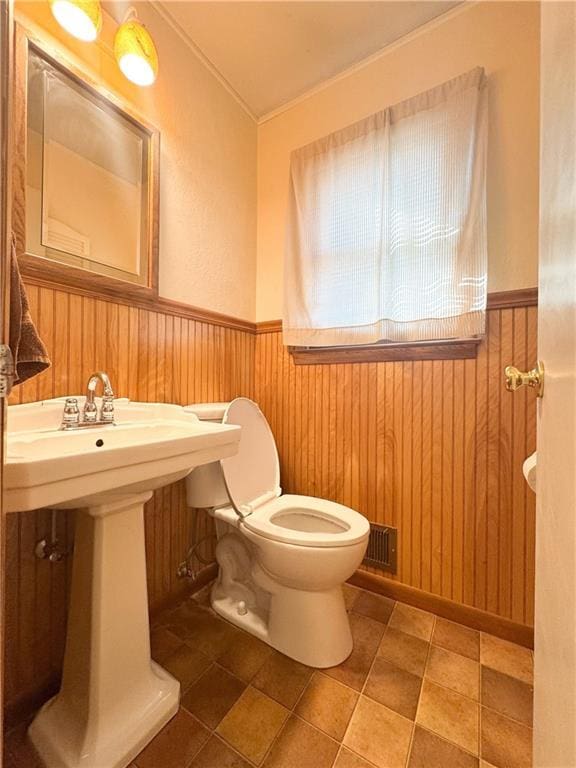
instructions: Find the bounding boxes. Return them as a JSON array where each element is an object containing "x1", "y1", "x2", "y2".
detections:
[{"x1": 363, "y1": 524, "x2": 397, "y2": 573}]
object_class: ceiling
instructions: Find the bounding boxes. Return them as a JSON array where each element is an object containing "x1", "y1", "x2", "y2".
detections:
[{"x1": 157, "y1": 2, "x2": 462, "y2": 120}]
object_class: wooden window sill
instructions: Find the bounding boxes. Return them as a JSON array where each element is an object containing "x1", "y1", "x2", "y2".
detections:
[{"x1": 290, "y1": 338, "x2": 482, "y2": 365}]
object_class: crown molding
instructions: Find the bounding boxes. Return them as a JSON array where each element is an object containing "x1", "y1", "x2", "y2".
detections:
[
  {"x1": 152, "y1": 1, "x2": 476, "y2": 127},
  {"x1": 257, "y1": 1, "x2": 476, "y2": 125},
  {"x1": 150, "y1": 0, "x2": 257, "y2": 123}
]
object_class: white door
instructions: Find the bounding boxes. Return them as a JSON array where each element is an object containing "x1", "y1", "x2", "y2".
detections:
[
  {"x1": 0, "y1": 0, "x2": 14, "y2": 762},
  {"x1": 533, "y1": 2, "x2": 576, "y2": 766}
]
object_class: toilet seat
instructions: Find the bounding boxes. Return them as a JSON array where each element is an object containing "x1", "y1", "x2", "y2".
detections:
[
  {"x1": 221, "y1": 398, "x2": 281, "y2": 517},
  {"x1": 241, "y1": 494, "x2": 369, "y2": 548},
  {"x1": 220, "y1": 398, "x2": 369, "y2": 548}
]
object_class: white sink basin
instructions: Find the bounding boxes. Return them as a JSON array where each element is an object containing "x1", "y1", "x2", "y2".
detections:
[
  {"x1": 6, "y1": 399, "x2": 240, "y2": 511},
  {"x1": 6, "y1": 397, "x2": 241, "y2": 768}
]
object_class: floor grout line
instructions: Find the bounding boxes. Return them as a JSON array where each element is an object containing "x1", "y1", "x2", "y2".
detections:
[
  {"x1": 404, "y1": 613, "x2": 437, "y2": 767},
  {"x1": 6, "y1": 583, "x2": 534, "y2": 768},
  {"x1": 337, "y1": 597, "x2": 406, "y2": 767},
  {"x1": 146, "y1": 595, "x2": 532, "y2": 768}
]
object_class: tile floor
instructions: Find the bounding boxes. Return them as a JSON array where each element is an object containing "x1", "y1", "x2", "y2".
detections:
[{"x1": 4, "y1": 582, "x2": 534, "y2": 768}]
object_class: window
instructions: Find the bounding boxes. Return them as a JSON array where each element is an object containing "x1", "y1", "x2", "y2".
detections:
[{"x1": 283, "y1": 67, "x2": 488, "y2": 353}]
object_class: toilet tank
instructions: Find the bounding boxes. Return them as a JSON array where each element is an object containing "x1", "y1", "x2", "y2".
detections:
[{"x1": 184, "y1": 403, "x2": 231, "y2": 508}]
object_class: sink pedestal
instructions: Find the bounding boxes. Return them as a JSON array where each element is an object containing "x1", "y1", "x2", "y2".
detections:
[{"x1": 29, "y1": 492, "x2": 180, "y2": 768}]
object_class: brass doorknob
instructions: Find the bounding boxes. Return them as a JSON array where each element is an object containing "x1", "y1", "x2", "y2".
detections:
[{"x1": 504, "y1": 361, "x2": 544, "y2": 397}]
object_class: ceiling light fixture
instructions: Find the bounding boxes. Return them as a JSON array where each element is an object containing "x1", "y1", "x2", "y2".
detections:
[
  {"x1": 49, "y1": 0, "x2": 102, "y2": 42},
  {"x1": 114, "y1": 8, "x2": 158, "y2": 87}
]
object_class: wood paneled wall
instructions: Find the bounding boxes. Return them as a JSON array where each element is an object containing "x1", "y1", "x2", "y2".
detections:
[
  {"x1": 5, "y1": 286, "x2": 538, "y2": 721},
  {"x1": 5, "y1": 282, "x2": 255, "y2": 720},
  {"x1": 255, "y1": 304, "x2": 537, "y2": 628}
]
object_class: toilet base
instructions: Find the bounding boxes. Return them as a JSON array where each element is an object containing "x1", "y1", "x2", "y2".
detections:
[
  {"x1": 212, "y1": 593, "x2": 269, "y2": 640},
  {"x1": 212, "y1": 579, "x2": 353, "y2": 668}
]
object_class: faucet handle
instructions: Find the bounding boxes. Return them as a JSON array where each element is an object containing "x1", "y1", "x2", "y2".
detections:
[
  {"x1": 83, "y1": 399, "x2": 98, "y2": 422},
  {"x1": 100, "y1": 395, "x2": 115, "y2": 423},
  {"x1": 61, "y1": 398, "x2": 80, "y2": 427}
]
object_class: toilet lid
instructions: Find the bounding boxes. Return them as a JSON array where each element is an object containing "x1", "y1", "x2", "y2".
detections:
[{"x1": 220, "y1": 398, "x2": 280, "y2": 516}]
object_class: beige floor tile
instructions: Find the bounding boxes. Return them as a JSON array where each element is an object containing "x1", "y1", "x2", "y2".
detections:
[
  {"x1": 166, "y1": 603, "x2": 239, "y2": 660},
  {"x1": 11, "y1": 584, "x2": 538, "y2": 768},
  {"x1": 388, "y1": 603, "x2": 435, "y2": 641},
  {"x1": 433, "y1": 618, "x2": 480, "y2": 661},
  {"x1": 481, "y1": 707, "x2": 532, "y2": 768},
  {"x1": 408, "y1": 726, "x2": 478, "y2": 768},
  {"x1": 480, "y1": 634, "x2": 533, "y2": 684},
  {"x1": 343, "y1": 583, "x2": 361, "y2": 611},
  {"x1": 481, "y1": 667, "x2": 533, "y2": 727},
  {"x1": 364, "y1": 658, "x2": 422, "y2": 720},
  {"x1": 218, "y1": 630, "x2": 273, "y2": 683},
  {"x1": 150, "y1": 627, "x2": 184, "y2": 664},
  {"x1": 163, "y1": 599, "x2": 206, "y2": 629},
  {"x1": 426, "y1": 646, "x2": 480, "y2": 700},
  {"x1": 181, "y1": 665, "x2": 246, "y2": 729},
  {"x1": 162, "y1": 644, "x2": 212, "y2": 691},
  {"x1": 135, "y1": 709, "x2": 209, "y2": 768},
  {"x1": 378, "y1": 626, "x2": 430, "y2": 676},
  {"x1": 192, "y1": 584, "x2": 213, "y2": 608},
  {"x1": 189, "y1": 735, "x2": 252, "y2": 768},
  {"x1": 334, "y1": 748, "x2": 375, "y2": 768},
  {"x1": 263, "y1": 715, "x2": 340, "y2": 768},
  {"x1": 252, "y1": 650, "x2": 313, "y2": 708},
  {"x1": 217, "y1": 687, "x2": 289, "y2": 765},
  {"x1": 325, "y1": 612, "x2": 386, "y2": 691},
  {"x1": 408, "y1": 726, "x2": 479, "y2": 768},
  {"x1": 295, "y1": 672, "x2": 358, "y2": 740},
  {"x1": 352, "y1": 590, "x2": 396, "y2": 624},
  {"x1": 343, "y1": 696, "x2": 413, "y2": 768},
  {"x1": 417, "y1": 679, "x2": 479, "y2": 755}
]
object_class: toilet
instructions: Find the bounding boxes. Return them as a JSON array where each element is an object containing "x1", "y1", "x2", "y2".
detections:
[{"x1": 184, "y1": 398, "x2": 370, "y2": 668}]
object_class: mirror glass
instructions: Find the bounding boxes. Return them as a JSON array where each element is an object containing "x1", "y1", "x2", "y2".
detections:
[{"x1": 26, "y1": 47, "x2": 150, "y2": 285}]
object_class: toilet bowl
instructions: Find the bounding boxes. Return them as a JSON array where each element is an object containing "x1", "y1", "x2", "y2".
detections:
[{"x1": 185, "y1": 398, "x2": 370, "y2": 668}]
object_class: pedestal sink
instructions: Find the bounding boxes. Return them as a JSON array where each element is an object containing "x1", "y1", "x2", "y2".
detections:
[{"x1": 5, "y1": 398, "x2": 241, "y2": 768}]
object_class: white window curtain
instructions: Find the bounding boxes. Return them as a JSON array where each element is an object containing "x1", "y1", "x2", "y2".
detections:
[{"x1": 283, "y1": 67, "x2": 488, "y2": 347}]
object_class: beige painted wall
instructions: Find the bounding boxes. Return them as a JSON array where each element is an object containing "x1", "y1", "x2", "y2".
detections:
[
  {"x1": 256, "y1": 1, "x2": 541, "y2": 322},
  {"x1": 16, "y1": 1, "x2": 258, "y2": 321}
]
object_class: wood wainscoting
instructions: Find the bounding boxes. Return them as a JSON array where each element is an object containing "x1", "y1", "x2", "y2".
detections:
[
  {"x1": 4, "y1": 285, "x2": 537, "y2": 722},
  {"x1": 4, "y1": 281, "x2": 255, "y2": 724},
  {"x1": 255, "y1": 301, "x2": 537, "y2": 633}
]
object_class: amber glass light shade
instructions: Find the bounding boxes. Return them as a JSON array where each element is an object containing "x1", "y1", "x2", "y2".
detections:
[
  {"x1": 114, "y1": 19, "x2": 158, "y2": 87},
  {"x1": 50, "y1": 0, "x2": 102, "y2": 42}
]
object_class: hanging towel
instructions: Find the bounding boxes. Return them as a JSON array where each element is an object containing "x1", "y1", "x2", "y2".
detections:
[{"x1": 9, "y1": 237, "x2": 51, "y2": 384}]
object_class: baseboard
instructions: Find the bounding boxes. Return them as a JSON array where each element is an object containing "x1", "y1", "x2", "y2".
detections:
[
  {"x1": 349, "y1": 569, "x2": 534, "y2": 649},
  {"x1": 149, "y1": 563, "x2": 218, "y2": 621}
]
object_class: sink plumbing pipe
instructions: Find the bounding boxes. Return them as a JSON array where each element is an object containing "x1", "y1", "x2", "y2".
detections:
[
  {"x1": 35, "y1": 509, "x2": 68, "y2": 562},
  {"x1": 177, "y1": 510, "x2": 216, "y2": 579}
]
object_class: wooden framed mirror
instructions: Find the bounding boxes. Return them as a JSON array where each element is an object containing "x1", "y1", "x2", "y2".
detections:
[{"x1": 12, "y1": 24, "x2": 159, "y2": 302}]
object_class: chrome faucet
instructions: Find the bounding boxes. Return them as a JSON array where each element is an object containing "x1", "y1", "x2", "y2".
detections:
[{"x1": 60, "y1": 371, "x2": 115, "y2": 430}]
